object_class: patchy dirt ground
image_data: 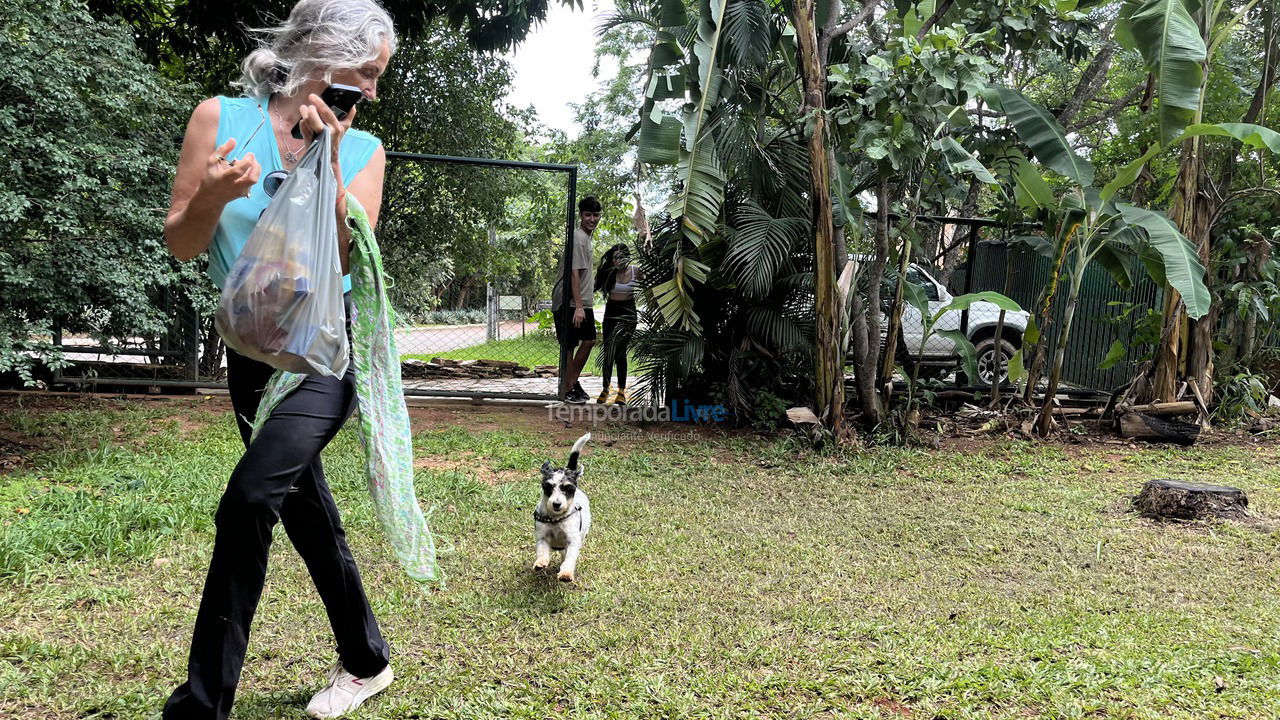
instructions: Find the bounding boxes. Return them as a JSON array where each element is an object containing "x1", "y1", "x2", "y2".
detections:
[{"x1": 3, "y1": 389, "x2": 1279, "y2": 477}]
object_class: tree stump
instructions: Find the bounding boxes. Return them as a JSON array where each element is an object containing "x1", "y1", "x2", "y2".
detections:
[{"x1": 1133, "y1": 479, "x2": 1250, "y2": 521}]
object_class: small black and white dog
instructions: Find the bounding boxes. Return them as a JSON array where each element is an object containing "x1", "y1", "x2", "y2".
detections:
[{"x1": 533, "y1": 432, "x2": 592, "y2": 582}]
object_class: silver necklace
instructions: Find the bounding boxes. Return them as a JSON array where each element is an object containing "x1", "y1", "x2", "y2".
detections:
[{"x1": 272, "y1": 98, "x2": 304, "y2": 165}]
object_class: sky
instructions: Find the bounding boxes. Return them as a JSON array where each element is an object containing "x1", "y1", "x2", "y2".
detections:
[{"x1": 503, "y1": 0, "x2": 619, "y2": 138}]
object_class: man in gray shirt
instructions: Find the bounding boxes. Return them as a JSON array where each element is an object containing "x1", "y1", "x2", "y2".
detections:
[{"x1": 552, "y1": 196, "x2": 601, "y2": 403}]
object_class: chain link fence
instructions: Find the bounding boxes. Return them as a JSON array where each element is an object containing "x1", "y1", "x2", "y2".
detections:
[{"x1": 50, "y1": 202, "x2": 1169, "y2": 398}]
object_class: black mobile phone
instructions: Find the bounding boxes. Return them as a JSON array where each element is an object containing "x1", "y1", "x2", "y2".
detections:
[{"x1": 290, "y1": 84, "x2": 364, "y2": 139}]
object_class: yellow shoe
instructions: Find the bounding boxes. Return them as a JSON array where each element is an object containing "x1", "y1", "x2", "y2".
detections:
[
  {"x1": 612, "y1": 388, "x2": 630, "y2": 405},
  {"x1": 596, "y1": 386, "x2": 611, "y2": 404}
]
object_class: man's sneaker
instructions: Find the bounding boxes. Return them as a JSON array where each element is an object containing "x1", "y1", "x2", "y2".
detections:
[
  {"x1": 573, "y1": 381, "x2": 586, "y2": 397},
  {"x1": 305, "y1": 662, "x2": 394, "y2": 719},
  {"x1": 565, "y1": 387, "x2": 588, "y2": 404}
]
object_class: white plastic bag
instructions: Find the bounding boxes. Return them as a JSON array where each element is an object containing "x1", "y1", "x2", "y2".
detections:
[{"x1": 215, "y1": 128, "x2": 349, "y2": 377}]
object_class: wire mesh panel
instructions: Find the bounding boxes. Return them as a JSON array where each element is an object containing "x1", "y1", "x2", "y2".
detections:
[
  {"x1": 963, "y1": 239, "x2": 1161, "y2": 391},
  {"x1": 50, "y1": 152, "x2": 578, "y2": 399},
  {"x1": 380, "y1": 152, "x2": 577, "y2": 400}
]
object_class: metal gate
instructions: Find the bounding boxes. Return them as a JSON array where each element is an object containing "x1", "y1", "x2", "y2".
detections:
[{"x1": 381, "y1": 151, "x2": 578, "y2": 401}]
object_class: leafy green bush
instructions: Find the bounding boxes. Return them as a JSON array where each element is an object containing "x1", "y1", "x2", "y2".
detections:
[
  {"x1": 1215, "y1": 370, "x2": 1272, "y2": 423},
  {"x1": 528, "y1": 308, "x2": 556, "y2": 337},
  {"x1": 0, "y1": 0, "x2": 200, "y2": 385},
  {"x1": 409, "y1": 309, "x2": 489, "y2": 326}
]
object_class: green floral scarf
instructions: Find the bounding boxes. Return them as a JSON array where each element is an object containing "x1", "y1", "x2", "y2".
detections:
[{"x1": 252, "y1": 196, "x2": 442, "y2": 588}]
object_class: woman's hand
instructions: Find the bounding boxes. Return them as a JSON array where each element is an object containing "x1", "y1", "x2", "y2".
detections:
[
  {"x1": 299, "y1": 94, "x2": 357, "y2": 271},
  {"x1": 201, "y1": 138, "x2": 261, "y2": 204},
  {"x1": 299, "y1": 93, "x2": 356, "y2": 192}
]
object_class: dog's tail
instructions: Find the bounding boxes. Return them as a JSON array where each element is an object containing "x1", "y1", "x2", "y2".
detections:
[{"x1": 566, "y1": 432, "x2": 591, "y2": 470}]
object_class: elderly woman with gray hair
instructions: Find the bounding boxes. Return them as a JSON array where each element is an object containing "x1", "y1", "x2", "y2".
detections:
[{"x1": 162, "y1": 1, "x2": 398, "y2": 717}]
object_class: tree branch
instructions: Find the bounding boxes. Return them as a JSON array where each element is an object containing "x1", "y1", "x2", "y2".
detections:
[
  {"x1": 819, "y1": 0, "x2": 881, "y2": 62},
  {"x1": 1056, "y1": 18, "x2": 1119, "y2": 126},
  {"x1": 1208, "y1": 188, "x2": 1280, "y2": 231},
  {"x1": 915, "y1": 0, "x2": 958, "y2": 42},
  {"x1": 1067, "y1": 82, "x2": 1146, "y2": 131},
  {"x1": 1242, "y1": 0, "x2": 1277, "y2": 125}
]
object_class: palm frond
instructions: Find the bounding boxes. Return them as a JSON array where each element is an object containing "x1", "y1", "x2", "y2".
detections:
[
  {"x1": 723, "y1": 0, "x2": 771, "y2": 70},
  {"x1": 742, "y1": 306, "x2": 808, "y2": 354},
  {"x1": 722, "y1": 201, "x2": 806, "y2": 299},
  {"x1": 596, "y1": 11, "x2": 658, "y2": 34}
]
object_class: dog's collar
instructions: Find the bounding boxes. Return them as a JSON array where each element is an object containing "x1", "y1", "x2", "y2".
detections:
[{"x1": 534, "y1": 505, "x2": 581, "y2": 524}]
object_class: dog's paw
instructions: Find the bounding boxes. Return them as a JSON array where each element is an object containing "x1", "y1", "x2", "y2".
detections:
[
  {"x1": 556, "y1": 569, "x2": 575, "y2": 583},
  {"x1": 532, "y1": 558, "x2": 550, "y2": 571}
]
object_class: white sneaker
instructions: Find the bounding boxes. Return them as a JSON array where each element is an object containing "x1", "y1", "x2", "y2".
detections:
[{"x1": 305, "y1": 662, "x2": 394, "y2": 719}]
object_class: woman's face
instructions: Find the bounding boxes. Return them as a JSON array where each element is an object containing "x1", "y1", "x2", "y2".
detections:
[
  {"x1": 613, "y1": 251, "x2": 631, "y2": 270},
  {"x1": 330, "y1": 40, "x2": 392, "y2": 101}
]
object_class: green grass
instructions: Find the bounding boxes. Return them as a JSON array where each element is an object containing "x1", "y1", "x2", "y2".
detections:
[
  {"x1": 3, "y1": 402, "x2": 1280, "y2": 718},
  {"x1": 404, "y1": 334, "x2": 562, "y2": 369}
]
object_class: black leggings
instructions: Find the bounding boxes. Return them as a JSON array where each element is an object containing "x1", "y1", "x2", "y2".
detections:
[
  {"x1": 163, "y1": 347, "x2": 389, "y2": 720},
  {"x1": 601, "y1": 297, "x2": 636, "y2": 388}
]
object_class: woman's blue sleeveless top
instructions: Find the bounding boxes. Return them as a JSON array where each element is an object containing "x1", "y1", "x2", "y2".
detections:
[{"x1": 208, "y1": 95, "x2": 381, "y2": 294}]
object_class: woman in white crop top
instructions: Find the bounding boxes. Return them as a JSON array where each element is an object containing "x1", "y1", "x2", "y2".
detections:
[{"x1": 593, "y1": 243, "x2": 641, "y2": 404}]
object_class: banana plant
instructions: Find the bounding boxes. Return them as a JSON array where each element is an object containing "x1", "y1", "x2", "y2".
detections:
[
  {"x1": 1115, "y1": 0, "x2": 1271, "y2": 400},
  {"x1": 632, "y1": 0, "x2": 731, "y2": 333},
  {"x1": 984, "y1": 86, "x2": 1215, "y2": 435}
]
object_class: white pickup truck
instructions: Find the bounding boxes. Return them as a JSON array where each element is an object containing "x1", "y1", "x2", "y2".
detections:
[{"x1": 861, "y1": 260, "x2": 1030, "y2": 385}]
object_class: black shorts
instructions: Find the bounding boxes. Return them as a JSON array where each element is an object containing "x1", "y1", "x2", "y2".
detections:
[{"x1": 555, "y1": 306, "x2": 597, "y2": 346}]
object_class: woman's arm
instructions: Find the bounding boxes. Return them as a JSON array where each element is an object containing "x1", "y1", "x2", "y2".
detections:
[
  {"x1": 334, "y1": 145, "x2": 384, "y2": 274},
  {"x1": 345, "y1": 144, "x2": 386, "y2": 230},
  {"x1": 165, "y1": 98, "x2": 261, "y2": 260}
]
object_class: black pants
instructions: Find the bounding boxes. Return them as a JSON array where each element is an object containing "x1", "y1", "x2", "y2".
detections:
[
  {"x1": 601, "y1": 297, "x2": 636, "y2": 387},
  {"x1": 163, "y1": 347, "x2": 389, "y2": 719}
]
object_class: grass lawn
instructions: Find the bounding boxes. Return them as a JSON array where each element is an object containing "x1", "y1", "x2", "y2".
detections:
[
  {"x1": 404, "y1": 334, "x2": 562, "y2": 369},
  {"x1": 2, "y1": 396, "x2": 1280, "y2": 718}
]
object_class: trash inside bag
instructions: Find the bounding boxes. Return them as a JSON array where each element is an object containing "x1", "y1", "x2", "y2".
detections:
[{"x1": 215, "y1": 128, "x2": 349, "y2": 377}]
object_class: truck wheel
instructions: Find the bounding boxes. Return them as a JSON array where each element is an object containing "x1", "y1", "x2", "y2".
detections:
[{"x1": 965, "y1": 337, "x2": 1017, "y2": 386}]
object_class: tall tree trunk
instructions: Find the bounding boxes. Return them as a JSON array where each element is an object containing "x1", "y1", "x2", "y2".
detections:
[
  {"x1": 794, "y1": 0, "x2": 848, "y2": 438},
  {"x1": 1184, "y1": 176, "x2": 1217, "y2": 401},
  {"x1": 1150, "y1": 138, "x2": 1209, "y2": 402},
  {"x1": 878, "y1": 233, "x2": 912, "y2": 395},
  {"x1": 830, "y1": 145, "x2": 848, "y2": 271},
  {"x1": 849, "y1": 175, "x2": 891, "y2": 427}
]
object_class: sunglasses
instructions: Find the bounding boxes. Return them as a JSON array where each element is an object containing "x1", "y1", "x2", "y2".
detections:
[
  {"x1": 222, "y1": 102, "x2": 267, "y2": 166},
  {"x1": 263, "y1": 170, "x2": 289, "y2": 197}
]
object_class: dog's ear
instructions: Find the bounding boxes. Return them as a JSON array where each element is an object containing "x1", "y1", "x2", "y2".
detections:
[
  {"x1": 540, "y1": 460, "x2": 553, "y2": 477},
  {"x1": 570, "y1": 466, "x2": 583, "y2": 483}
]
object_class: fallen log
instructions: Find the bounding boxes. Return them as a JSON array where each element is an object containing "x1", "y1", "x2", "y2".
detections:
[
  {"x1": 1126, "y1": 401, "x2": 1197, "y2": 417},
  {"x1": 1134, "y1": 478, "x2": 1249, "y2": 521},
  {"x1": 1119, "y1": 412, "x2": 1200, "y2": 445}
]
